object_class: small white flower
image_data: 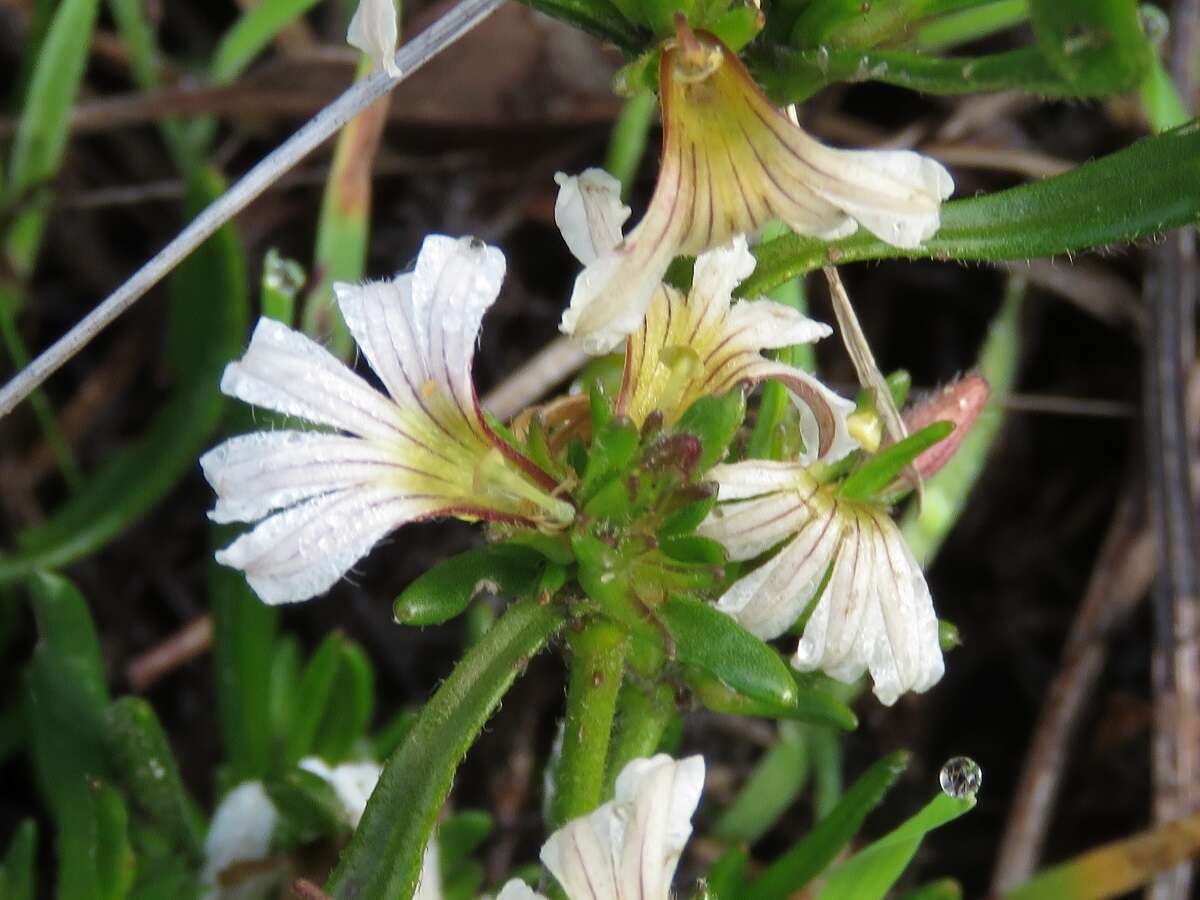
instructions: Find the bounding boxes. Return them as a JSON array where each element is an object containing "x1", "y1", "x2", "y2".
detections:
[
  {"x1": 203, "y1": 235, "x2": 573, "y2": 605},
  {"x1": 348, "y1": 0, "x2": 400, "y2": 77},
  {"x1": 558, "y1": 25, "x2": 953, "y2": 352},
  {"x1": 495, "y1": 754, "x2": 705, "y2": 900},
  {"x1": 700, "y1": 461, "x2": 944, "y2": 705},
  {"x1": 201, "y1": 782, "x2": 281, "y2": 900}
]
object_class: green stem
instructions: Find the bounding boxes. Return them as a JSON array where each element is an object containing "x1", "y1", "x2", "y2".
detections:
[
  {"x1": 603, "y1": 680, "x2": 677, "y2": 796},
  {"x1": 748, "y1": 261, "x2": 812, "y2": 460},
  {"x1": 327, "y1": 600, "x2": 564, "y2": 900},
  {"x1": 604, "y1": 90, "x2": 657, "y2": 198},
  {"x1": 551, "y1": 620, "x2": 627, "y2": 827}
]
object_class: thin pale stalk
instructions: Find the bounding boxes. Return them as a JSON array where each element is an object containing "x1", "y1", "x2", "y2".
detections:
[{"x1": 0, "y1": 0, "x2": 503, "y2": 420}]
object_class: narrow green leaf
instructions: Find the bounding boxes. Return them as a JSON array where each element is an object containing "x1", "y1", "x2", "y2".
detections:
[
  {"x1": 311, "y1": 639, "x2": 375, "y2": 764},
  {"x1": 0, "y1": 168, "x2": 249, "y2": 581},
  {"x1": 841, "y1": 422, "x2": 954, "y2": 502},
  {"x1": 817, "y1": 793, "x2": 975, "y2": 900},
  {"x1": 916, "y1": 0, "x2": 1028, "y2": 51},
  {"x1": 0, "y1": 820, "x2": 37, "y2": 900},
  {"x1": 284, "y1": 635, "x2": 343, "y2": 766},
  {"x1": 740, "y1": 122, "x2": 1200, "y2": 298},
  {"x1": 659, "y1": 535, "x2": 727, "y2": 566},
  {"x1": 660, "y1": 595, "x2": 797, "y2": 710},
  {"x1": 394, "y1": 544, "x2": 549, "y2": 626},
  {"x1": 437, "y1": 811, "x2": 493, "y2": 873},
  {"x1": 580, "y1": 416, "x2": 641, "y2": 502},
  {"x1": 715, "y1": 723, "x2": 809, "y2": 844},
  {"x1": 265, "y1": 768, "x2": 347, "y2": 840},
  {"x1": 210, "y1": 0, "x2": 323, "y2": 83},
  {"x1": 744, "y1": 751, "x2": 909, "y2": 900},
  {"x1": 104, "y1": 697, "x2": 204, "y2": 861},
  {"x1": 899, "y1": 879, "x2": 962, "y2": 900},
  {"x1": 518, "y1": 0, "x2": 645, "y2": 50},
  {"x1": 703, "y1": 847, "x2": 749, "y2": 900},
  {"x1": 93, "y1": 782, "x2": 136, "y2": 900},
  {"x1": 326, "y1": 600, "x2": 565, "y2": 900},
  {"x1": 5, "y1": 0, "x2": 101, "y2": 273},
  {"x1": 687, "y1": 669, "x2": 858, "y2": 730},
  {"x1": 210, "y1": 560, "x2": 277, "y2": 781},
  {"x1": 657, "y1": 489, "x2": 718, "y2": 539}
]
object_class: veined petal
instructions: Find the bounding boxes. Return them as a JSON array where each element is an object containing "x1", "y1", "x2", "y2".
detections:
[
  {"x1": 215, "y1": 484, "x2": 444, "y2": 605},
  {"x1": 704, "y1": 459, "x2": 813, "y2": 500},
  {"x1": 555, "y1": 169, "x2": 630, "y2": 265},
  {"x1": 541, "y1": 755, "x2": 704, "y2": 900},
  {"x1": 615, "y1": 236, "x2": 854, "y2": 463},
  {"x1": 348, "y1": 0, "x2": 400, "y2": 76},
  {"x1": 560, "y1": 27, "x2": 952, "y2": 350}
]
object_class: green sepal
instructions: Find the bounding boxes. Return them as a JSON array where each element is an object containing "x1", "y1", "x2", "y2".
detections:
[
  {"x1": 1029, "y1": 0, "x2": 1152, "y2": 96},
  {"x1": 525, "y1": 415, "x2": 566, "y2": 484},
  {"x1": 687, "y1": 669, "x2": 858, "y2": 731},
  {"x1": 580, "y1": 416, "x2": 641, "y2": 503},
  {"x1": 104, "y1": 697, "x2": 205, "y2": 861},
  {"x1": 657, "y1": 485, "x2": 718, "y2": 539},
  {"x1": 393, "y1": 544, "x2": 550, "y2": 626},
  {"x1": 659, "y1": 595, "x2": 797, "y2": 710},
  {"x1": 840, "y1": 421, "x2": 954, "y2": 502},
  {"x1": 265, "y1": 767, "x2": 347, "y2": 842},
  {"x1": 675, "y1": 390, "x2": 747, "y2": 473},
  {"x1": 701, "y1": 847, "x2": 749, "y2": 900},
  {"x1": 744, "y1": 751, "x2": 910, "y2": 900},
  {"x1": 659, "y1": 535, "x2": 728, "y2": 566},
  {"x1": 572, "y1": 534, "x2": 655, "y2": 638},
  {"x1": 815, "y1": 793, "x2": 974, "y2": 900}
]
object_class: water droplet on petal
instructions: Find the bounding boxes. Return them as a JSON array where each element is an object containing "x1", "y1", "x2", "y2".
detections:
[{"x1": 939, "y1": 756, "x2": 982, "y2": 800}]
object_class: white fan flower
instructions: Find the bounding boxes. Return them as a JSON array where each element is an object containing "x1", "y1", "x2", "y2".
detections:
[
  {"x1": 202, "y1": 235, "x2": 573, "y2": 606},
  {"x1": 200, "y1": 782, "x2": 281, "y2": 900},
  {"x1": 558, "y1": 23, "x2": 952, "y2": 353},
  {"x1": 495, "y1": 754, "x2": 705, "y2": 900},
  {"x1": 699, "y1": 460, "x2": 944, "y2": 705},
  {"x1": 348, "y1": 0, "x2": 400, "y2": 76}
]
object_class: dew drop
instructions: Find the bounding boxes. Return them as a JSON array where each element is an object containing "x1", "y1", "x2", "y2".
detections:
[{"x1": 939, "y1": 756, "x2": 982, "y2": 800}]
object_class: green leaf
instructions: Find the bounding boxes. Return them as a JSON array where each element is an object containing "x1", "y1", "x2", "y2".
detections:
[
  {"x1": 659, "y1": 595, "x2": 797, "y2": 710},
  {"x1": 0, "y1": 168, "x2": 249, "y2": 582},
  {"x1": 265, "y1": 768, "x2": 347, "y2": 840},
  {"x1": 104, "y1": 697, "x2": 204, "y2": 861},
  {"x1": 4, "y1": 0, "x2": 101, "y2": 274},
  {"x1": 714, "y1": 723, "x2": 809, "y2": 844},
  {"x1": 22, "y1": 573, "x2": 115, "y2": 900},
  {"x1": 702, "y1": 847, "x2": 749, "y2": 900},
  {"x1": 284, "y1": 635, "x2": 343, "y2": 766},
  {"x1": 210, "y1": 560, "x2": 277, "y2": 781},
  {"x1": 0, "y1": 820, "x2": 37, "y2": 900},
  {"x1": 93, "y1": 782, "x2": 136, "y2": 900},
  {"x1": 210, "y1": 0, "x2": 323, "y2": 84},
  {"x1": 659, "y1": 535, "x2": 728, "y2": 566},
  {"x1": 899, "y1": 879, "x2": 962, "y2": 900},
  {"x1": 370, "y1": 707, "x2": 418, "y2": 762},
  {"x1": 657, "y1": 488, "x2": 718, "y2": 539},
  {"x1": 744, "y1": 751, "x2": 909, "y2": 900},
  {"x1": 739, "y1": 121, "x2": 1200, "y2": 298},
  {"x1": 675, "y1": 390, "x2": 747, "y2": 472},
  {"x1": 687, "y1": 668, "x2": 858, "y2": 730},
  {"x1": 519, "y1": 0, "x2": 646, "y2": 50},
  {"x1": 311, "y1": 639, "x2": 375, "y2": 763},
  {"x1": 393, "y1": 544, "x2": 550, "y2": 626},
  {"x1": 437, "y1": 811, "x2": 493, "y2": 873},
  {"x1": 326, "y1": 600, "x2": 565, "y2": 900},
  {"x1": 840, "y1": 421, "x2": 954, "y2": 502},
  {"x1": 580, "y1": 416, "x2": 641, "y2": 502},
  {"x1": 1029, "y1": 0, "x2": 1151, "y2": 96},
  {"x1": 816, "y1": 793, "x2": 975, "y2": 900}
]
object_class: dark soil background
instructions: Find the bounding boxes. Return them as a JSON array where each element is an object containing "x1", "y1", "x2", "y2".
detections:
[{"x1": 0, "y1": 1, "x2": 1180, "y2": 896}]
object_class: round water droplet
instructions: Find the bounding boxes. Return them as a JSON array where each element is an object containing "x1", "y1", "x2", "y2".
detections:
[{"x1": 939, "y1": 756, "x2": 982, "y2": 800}]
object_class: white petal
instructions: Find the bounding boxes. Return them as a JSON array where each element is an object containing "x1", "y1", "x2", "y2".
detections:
[
  {"x1": 698, "y1": 491, "x2": 812, "y2": 562},
  {"x1": 560, "y1": 241, "x2": 670, "y2": 354},
  {"x1": 496, "y1": 881, "x2": 547, "y2": 900},
  {"x1": 348, "y1": 0, "x2": 400, "y2": 77},
  {"x1": 221, "y1": 318, "x2": 402, "y2": 441},
  {"x1": 215, "y1": 485, "x2": 438, "y2": 605},
  {"x1": 299, "y1": 757, "x2": 382, "y2": 828},
  {"x1": 715, "y1": 505, "x2": 843, "y2": 639},
  {"x1": 414, "y1": 838, "x2": 443, "y2": 900},
  {"x1": 723, "y1": 298, "x2": 832, "y2": 350},
  {"x1": 201, "y1": 782, "x2": 279, "y2": 896},
  {"x1": 541, "y1": 755, "x2": 704, "y2": 900},
  {"x1": 335, "y1": 234, "x2": 505, "y2": 430},
  {"x1": 555, "y1": 169, "x2": 630, "y2": 265},
  {"x1": 201, "y1": 431, "x2": 404, "y2": 524},
  {"x1": 751, "y1": 364, "x2": 858, "y2": 464},
  {"x1": 689, "y1": 236, "x2": 757, "y2": 328},
  {"x1": 705, "y1": 459, "x2": 811, "y2": 500}
]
